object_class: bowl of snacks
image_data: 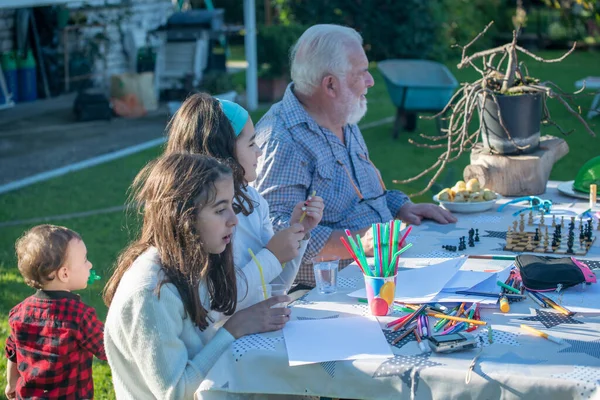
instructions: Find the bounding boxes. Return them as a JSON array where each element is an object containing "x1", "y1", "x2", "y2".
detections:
[{"x1": 433, "y1": 178, "x2": 500, "y2": 213}]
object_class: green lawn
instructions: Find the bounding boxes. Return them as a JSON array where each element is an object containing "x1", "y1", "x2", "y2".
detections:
[{"x1": 0, "y1": 50, "x2": 598, "y2": 399}]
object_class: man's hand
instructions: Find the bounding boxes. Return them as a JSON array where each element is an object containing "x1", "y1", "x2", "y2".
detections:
[{"x1": 397, "y1": 203, "x2": 457, "y2": 225}]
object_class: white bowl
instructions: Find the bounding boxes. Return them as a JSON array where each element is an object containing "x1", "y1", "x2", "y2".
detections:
[{"x1": 433, "y1": 193, "x2": 500, "y2": 213}]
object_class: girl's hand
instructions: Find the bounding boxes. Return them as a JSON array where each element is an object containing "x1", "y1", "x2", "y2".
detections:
[
  {"x1": 289, "y1": 195, "x2": 324, "y2": 232},
  {"x1": 5, "y1": 383, "x2": 16, "y2": 399},
  {"x1": 223, "y1": 295, "x2": 292, "y2": 339},
  {"x1": 266, "y1": 223, "x2": 306, "y2": 263}
]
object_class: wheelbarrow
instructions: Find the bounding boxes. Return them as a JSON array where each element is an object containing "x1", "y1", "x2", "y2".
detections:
[{"x1": 377, "y1": 60, "x2": 458, "y2": 138}]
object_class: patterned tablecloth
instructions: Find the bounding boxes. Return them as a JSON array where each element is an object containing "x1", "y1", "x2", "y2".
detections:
[{"x1": 196, "y1": 182, "x2": 600, "y2": 400}]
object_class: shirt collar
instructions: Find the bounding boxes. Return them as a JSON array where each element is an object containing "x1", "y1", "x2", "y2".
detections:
[
  {"x1": 35, "y1": 289, "x2": 80, "y2": 301},
  {"x1": 281, "y1": 83, "x2": 323, "y2": 133}
]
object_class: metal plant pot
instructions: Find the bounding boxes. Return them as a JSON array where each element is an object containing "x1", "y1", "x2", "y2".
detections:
[{"x1": 479, "y1": 92, "x2": 543, "y2": 155}]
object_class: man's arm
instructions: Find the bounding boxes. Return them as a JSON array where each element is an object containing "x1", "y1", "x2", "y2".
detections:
[
  {"x1": 318, "y1": 226, "x2": 373, "y2": 259},
  {"x1": 386, "y1": 189, "x2": 412, "y2": 219}
]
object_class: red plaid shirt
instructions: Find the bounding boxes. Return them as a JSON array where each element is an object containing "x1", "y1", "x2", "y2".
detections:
[{"x1": 5, "y1": 290, "x2": 107, "y2": 400}]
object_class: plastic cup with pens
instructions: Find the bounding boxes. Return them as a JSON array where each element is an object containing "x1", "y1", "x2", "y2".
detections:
[
  {"x1": 363, "y1": 273, "x2": 398, "y2": 316},
  {"x1": 339, "y1": 220, "x2": 413, "y2": 316}
]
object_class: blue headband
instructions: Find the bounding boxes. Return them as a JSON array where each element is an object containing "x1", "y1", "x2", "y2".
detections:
[{"x1": 217, "y1": 99, "x2": 249, "y2": 136}]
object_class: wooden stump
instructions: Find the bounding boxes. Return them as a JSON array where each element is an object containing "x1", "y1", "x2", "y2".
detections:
[{"x1": 463, "y1": 136, "x2": 569, "y2": 196}]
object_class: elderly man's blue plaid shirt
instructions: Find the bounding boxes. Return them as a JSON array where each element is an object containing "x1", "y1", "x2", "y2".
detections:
[{"x1": 252, "y1": 84, "x2": 410, "y2": 285}]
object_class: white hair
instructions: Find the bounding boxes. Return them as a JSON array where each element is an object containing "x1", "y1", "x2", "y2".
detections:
[{"x1": 290, "y1": 24, "x2": 364, "y2": 96}]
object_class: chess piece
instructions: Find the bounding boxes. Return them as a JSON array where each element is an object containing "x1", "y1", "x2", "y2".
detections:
[
  {"x1": 540, "y1": 211, "x2": 545, "y2": 225},
  {"x1": 513, "y1": 221, "x2": 518, "y2": 231},
  {"x1": 519, "y1": 218, "x2": 525, "y2": 233},
  {"x1": 475, "y1": 229, "x2": 480, "y2": 242},
  {"x1": 561, "y1": 216, "x2": 564, "y2": 227},
  {"x1": 544, "y1": 236, "x2": 549, "y2": 249},
  {"x1": 528, "y1": 211, "x2": 534, "y2": 225},
  {"x1": 534, "y1": 228, "x2": 540, "y2": 242},
  {"x1": 552, "y1": 215, "x2": 556, "y2": 227}
]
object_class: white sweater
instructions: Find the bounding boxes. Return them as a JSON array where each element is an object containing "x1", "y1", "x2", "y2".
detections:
[
  {"x1": 105, "y1": 248, "x2": 235, "y2": 400},
  {"x1": 233, "y1": 186, "x2": 307, "y2": 310}
]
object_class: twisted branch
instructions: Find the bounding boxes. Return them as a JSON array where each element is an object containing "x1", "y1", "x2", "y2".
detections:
[{"x1": 394, "y1": 22, "x2": 595, "y2": 197}]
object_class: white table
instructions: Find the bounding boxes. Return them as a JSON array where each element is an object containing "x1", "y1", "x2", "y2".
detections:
[{"x1": 196, "y1": 182, "x2": 600, "y2": 400}]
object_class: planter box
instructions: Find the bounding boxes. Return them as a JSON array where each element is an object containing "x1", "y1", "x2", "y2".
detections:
[{"x1": 258, "y1": 76, "x2": 289, "y2": 102}]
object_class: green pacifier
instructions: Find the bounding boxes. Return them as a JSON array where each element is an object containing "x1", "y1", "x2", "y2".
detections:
[{"x1": 88, "y1": 270, "x2": 101, "y2": 284}]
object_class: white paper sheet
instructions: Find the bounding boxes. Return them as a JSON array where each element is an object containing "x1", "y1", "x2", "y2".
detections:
[
  {"x1": 467, "y1": 265, "x2": 513, "y2": 292},
  {"x1": 283, "y1": 316, "x2": 394, "y2": 366},
  {"x1": 348, "y1": 257, "x2": 467, "y2": 303},
  {"x1": 442, "y1": 270, "x2": 497, "y2": 291}
]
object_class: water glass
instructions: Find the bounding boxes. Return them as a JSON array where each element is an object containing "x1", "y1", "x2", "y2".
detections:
[
  {"x1": 312, "y1": 256, "x2": 340, "y2": 294},
  {"x1": 257, "y1": 284, "x2": 288, "y2": 307}
]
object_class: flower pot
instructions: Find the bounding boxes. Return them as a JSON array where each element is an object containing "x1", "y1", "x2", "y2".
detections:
[
  {"x1": 478, "y1": 92, "x2": 543, "y2": 155},
  {"x1": 258, "y1": 76, "x2": 289, "y2": 102}
]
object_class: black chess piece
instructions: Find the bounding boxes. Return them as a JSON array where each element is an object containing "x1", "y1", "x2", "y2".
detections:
[
  {"x1": 567, "y1": 239, "x2": 574, "y2": 254},
  {"x1": 475, "y1": 229, "x2": 480, "y2": 242},
  {"x1": 534, "y1": 228, "x2": 540, "y2": 242},
  {"x1": 468, "y1": 238, "x2": 475, "y2": 247}
]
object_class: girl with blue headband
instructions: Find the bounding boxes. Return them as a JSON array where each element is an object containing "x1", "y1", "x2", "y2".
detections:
[{"x1": 165, "y1": 93, "x2": 324, "y2": 308}]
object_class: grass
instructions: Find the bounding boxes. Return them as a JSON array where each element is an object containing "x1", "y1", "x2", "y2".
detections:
[{"x1": 0, "y1": 49, "x2": 598, "y2": 399}]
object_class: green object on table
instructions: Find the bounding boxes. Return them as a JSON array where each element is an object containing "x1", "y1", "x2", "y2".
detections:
[
  {"x1": 87, "y1": 270, "x2": 101, "y2": 284},
  {"x1": 573, "y1": 156, "x2": 600, "y2": 193}
]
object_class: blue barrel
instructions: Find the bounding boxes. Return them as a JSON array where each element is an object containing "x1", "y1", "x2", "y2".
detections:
[
  {"x1": 17, "y1": 50, "x2": 37, "y2": 102},
  {"x1": 1, "y1": 52, "x2": 19, "y2": 103}
]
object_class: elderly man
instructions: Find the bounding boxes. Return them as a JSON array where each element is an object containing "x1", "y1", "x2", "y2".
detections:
[{"x1": 252, "y1": 24, "x2": 456, "y2": 287}]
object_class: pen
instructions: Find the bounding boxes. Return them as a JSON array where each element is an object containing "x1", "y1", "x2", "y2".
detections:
[
  {"x1": 520, "y1": 324, "x2": 563, "y2": 344},
  {"x1": 455, "y1": 290, "x2": 526, "y2": 300},
  {"x1": 526, "y1": 291, "x2": 547, "y2": 308},
  {"x1": 468, "y1": 255, "x2": 516, "y2": 261},
  {"x1": 497, "y1": 280, "x2": 521, "y2": 294}
]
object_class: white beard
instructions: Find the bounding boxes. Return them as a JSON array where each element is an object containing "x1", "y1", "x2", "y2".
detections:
[{"x1": 346, "y1": 98, "x2": 367, "y2": 125}]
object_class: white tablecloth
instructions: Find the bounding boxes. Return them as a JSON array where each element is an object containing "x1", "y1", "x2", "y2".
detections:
[{"x1": 196, "y1": 182, "x2": 600, "y2": 400}]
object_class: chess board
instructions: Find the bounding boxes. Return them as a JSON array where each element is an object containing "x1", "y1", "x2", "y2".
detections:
[{"x1": 504, "y1": 218, "x2": 596, "y2": 255}]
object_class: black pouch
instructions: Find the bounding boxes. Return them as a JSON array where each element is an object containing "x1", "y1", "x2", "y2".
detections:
[{"x1": 515, "y1": 254, "x2": 593, "y2": 291}]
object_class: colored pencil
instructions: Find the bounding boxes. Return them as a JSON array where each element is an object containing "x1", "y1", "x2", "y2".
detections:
[
  {"x1": 521, "y1": 324, "x2": 563, "y2": 344},
  {"x1": 427, "y1": 312, "x2": 487, "y2": 326},
  {"x1": 298, "y1": 190, "x2": 316, "y2": 223},
  {"x1": 392, "y1": 325, "x2": 417, "y2": 345}
]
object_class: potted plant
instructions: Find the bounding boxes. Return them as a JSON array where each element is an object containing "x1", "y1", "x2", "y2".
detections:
[
  {"x1": 395, "y1": 21, "x2": 596, "y2": 197},
  {"x1": 256, "y1": 24, "x2": 307, "y2": 102}
]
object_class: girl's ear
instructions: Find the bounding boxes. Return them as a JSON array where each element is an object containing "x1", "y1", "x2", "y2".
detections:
[{"x1": 56, "y1": 265, "x2": 70, "y2": 283}]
